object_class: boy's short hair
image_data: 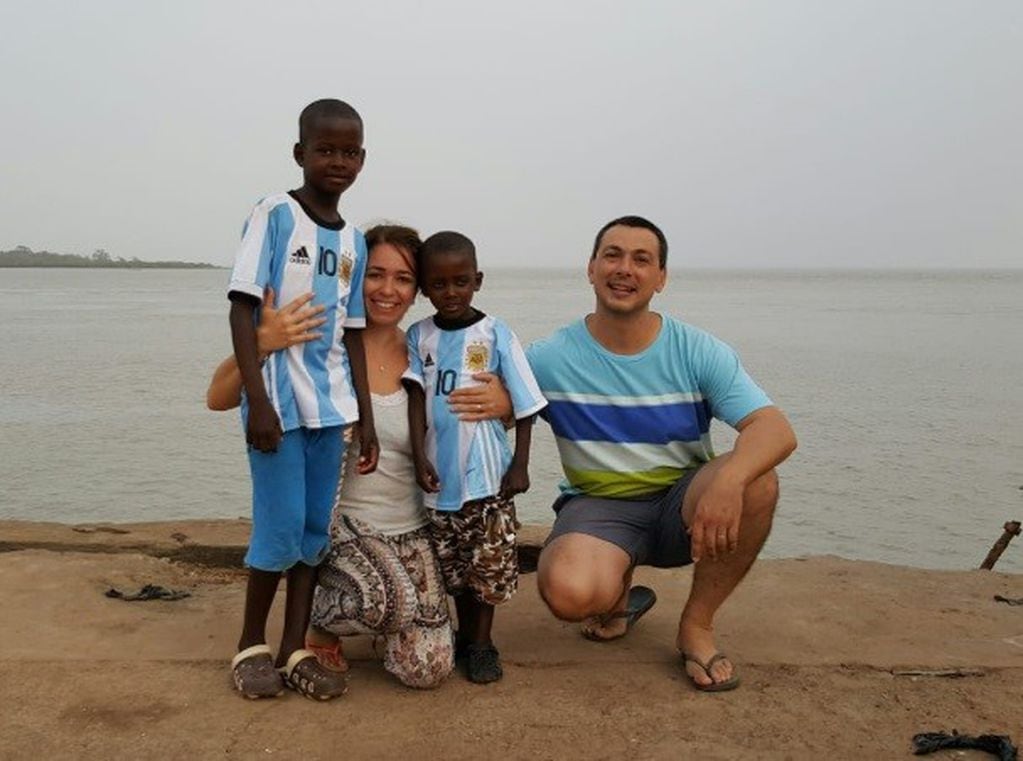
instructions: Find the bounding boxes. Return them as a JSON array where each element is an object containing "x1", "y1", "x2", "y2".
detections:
[
  {"x1": 417, "y1": 231, "x2": 478, "y2": 284},
  {"x1": 591, "y1": 215, "x2": 668, "y2": 268},
  {"x1": 364, "y1": 224, "x2": 422, "y2": 274},
  {"x1": 298, "y1": 99, "x2": 363, "y2": 143}
]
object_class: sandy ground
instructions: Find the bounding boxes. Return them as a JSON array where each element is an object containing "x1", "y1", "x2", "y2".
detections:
[{"x1": 1, "y1": 519, "x2": 1021, "y2": 760}]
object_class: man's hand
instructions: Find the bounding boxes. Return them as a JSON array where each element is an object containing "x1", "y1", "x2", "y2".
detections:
[
  {"x1": 446, "y1": 372, "x2": 513, "y2": 423},
  {"x1": 247, "y1": 397, "x2": 282, "y2": 453},
  {"x1": 499, "y1": 463, "x2": 529, "y2": 500},
  {"x1": 415, "y1": 460, "x2": 441, "y2": 493},
  {"x1": 688, "y1": 476, "x2": 744, "y2": 562},
  {"x1": 356, "y1": 424, "x2": 379, "y2": 474}
]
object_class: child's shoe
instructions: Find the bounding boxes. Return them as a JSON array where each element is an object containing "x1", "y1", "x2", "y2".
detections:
[
  {"x1": 279, "y1": 648, "x2": 348, "y2": 700},
  {"x1": 465, "y1": 642, "x2": 503, "y2": 684},
  {"x1": 231, "y1": 644, "x2": 285, "y2": 699}
]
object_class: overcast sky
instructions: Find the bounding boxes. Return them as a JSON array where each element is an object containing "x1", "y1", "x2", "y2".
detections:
[{"x1": 1, "y1": 1, "x2": 1019, "y2": 269}]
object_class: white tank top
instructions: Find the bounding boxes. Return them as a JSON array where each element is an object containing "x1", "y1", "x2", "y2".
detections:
[{"x1": 339, "y1": 388, "x2": 427, "y2": 535}]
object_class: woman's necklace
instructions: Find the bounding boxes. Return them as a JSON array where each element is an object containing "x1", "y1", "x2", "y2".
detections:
[{"x1": 365, "y1": 330, "x2": 406, "y2": 375}]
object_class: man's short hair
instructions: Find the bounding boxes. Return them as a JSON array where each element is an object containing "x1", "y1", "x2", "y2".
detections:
[
  {"x1": 591, "y1": 215, "x2": 668, "y2": 268},
  {"x1": 298, "y1": 99, "x2": 362, "y2": 143}
]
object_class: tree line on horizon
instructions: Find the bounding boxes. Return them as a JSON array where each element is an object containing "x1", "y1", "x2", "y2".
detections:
[{"x1": 0, "y1": 245, "x2": 218, "y2": 269}]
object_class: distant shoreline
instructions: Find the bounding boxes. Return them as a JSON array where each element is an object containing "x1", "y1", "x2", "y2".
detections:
[
  {"x1": 0, "y1": 247, "x2": 218, "y2": 269},
  {"x1": 0, "y1": 263, "x2": 222, "y2": 269}
]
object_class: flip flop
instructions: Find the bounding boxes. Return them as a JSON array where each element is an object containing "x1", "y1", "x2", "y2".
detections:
[
  {"x1": 681, "y1": 651, "x2": 741, "y2": 692},
  {"x1": 231, "y1": 644, "x2": 284, "y2": 699},
  {"x1": 581, "y1": 585, "x2": 658, "y2": 642}
]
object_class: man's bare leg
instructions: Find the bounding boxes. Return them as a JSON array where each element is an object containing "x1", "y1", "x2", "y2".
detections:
[
  {"x1": 537, "y1": 533, "x2": 632, "y2": 627},
  {"x1": 676, "y1": 453, "x2": 779, "y2": 687}
]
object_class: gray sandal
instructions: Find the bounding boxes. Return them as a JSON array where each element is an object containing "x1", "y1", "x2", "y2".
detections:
[
  {"x1": 231, "y1": 644, "x2": 284, "y2": 699},
  {"x1": 581, "y1": 586, "x2": 658, "y2": 642}
]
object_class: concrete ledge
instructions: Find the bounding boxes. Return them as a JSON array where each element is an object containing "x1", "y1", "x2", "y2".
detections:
[{"x1": 0, "y1": 519, "x2": 550, "y2": 572}]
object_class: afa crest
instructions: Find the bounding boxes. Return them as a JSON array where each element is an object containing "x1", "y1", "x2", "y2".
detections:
[
  {"x1": 464, "y1": 342, "x2": 489, "y2": 373},
  {"x1": 339, "y1": 251, "x2": 354, "y2": 285}
]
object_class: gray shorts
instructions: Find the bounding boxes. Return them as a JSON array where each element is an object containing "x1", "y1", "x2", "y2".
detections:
[{"x1": 546, "y1": 469, "x2": 701, "y2": 568}]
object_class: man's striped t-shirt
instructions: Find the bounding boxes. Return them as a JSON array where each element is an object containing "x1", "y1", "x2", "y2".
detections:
[
  {"x1": 525, "y1": 316, "x2": 771, "y2": 499},
  {"x1": 404, "y1": 313, "x2": 547, "y2": 511},
  {"x1": 227, "y1": 192, "x2": 367, "y2": 432}
]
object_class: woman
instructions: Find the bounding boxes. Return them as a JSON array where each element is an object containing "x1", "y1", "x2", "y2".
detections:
[{"x1": 207, "y1": 225, "x2": 511, "y2": 688}]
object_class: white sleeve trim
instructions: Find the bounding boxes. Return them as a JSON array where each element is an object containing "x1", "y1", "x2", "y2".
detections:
[
  {"x1": 514, "y1": 398, "x2": 548, "y2": 420},
  {"x1": 401, "y1": 367, "x2": 424, "y2": 388}
]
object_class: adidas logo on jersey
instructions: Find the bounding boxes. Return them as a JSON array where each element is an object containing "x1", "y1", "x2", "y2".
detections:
[
  {"x1": 289, "y1": 246, "x2": 311, "y2": 265},
  {"x1": 424, "y1": 354, "x2": 435, "y2": 367}
]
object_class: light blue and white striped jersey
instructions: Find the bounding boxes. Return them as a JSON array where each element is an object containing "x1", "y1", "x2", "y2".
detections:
[
  {"x1": 404, "y1": 313, "x2": 547, "y2": 511},
  {"x1": 228, "y1": 192, "x2": 367, "y2": 432},
  {"x1": 526, "y1": 317, "x2": 772, "y2": 499}
]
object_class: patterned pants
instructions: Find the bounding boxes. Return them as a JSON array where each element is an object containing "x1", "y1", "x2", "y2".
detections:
[
  {"x1": 428, "y1": 495, "x2": 519, "y2": 606},
  {"x1": 311, "y1": 516, "x2": 454, "y2": 689}
]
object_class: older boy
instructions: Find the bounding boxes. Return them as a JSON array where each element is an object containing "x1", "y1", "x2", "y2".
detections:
[{"x1": 227, "y1": 99, "x2": 377, "y2": 700}]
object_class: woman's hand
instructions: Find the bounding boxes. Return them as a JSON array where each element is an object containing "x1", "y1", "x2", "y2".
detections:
[
  {"x1": 447, "y1": 372, "x2": 514, "y2": 424},
  {"x1": 256, "y1": 288, "x2": 327, "y2": 357}
]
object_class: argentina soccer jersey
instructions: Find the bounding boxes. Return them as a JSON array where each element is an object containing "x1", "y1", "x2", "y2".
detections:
[
  {"x1": 228, "y1": 192, "x2": 367, "y2": 432},
  {"x1": 404, "y1": 314, "x2": 546, "y2": 511}
]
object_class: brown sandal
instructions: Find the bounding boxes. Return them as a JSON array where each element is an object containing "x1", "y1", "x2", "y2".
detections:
[
  {"x1": 279, "y1": 649, "x2": 347, "y2": 701},
  {"x1": 305, "y1": 636, "x2": 350, "y2": 673},
  {"x1": 231, "y1": 645, "x2": 284, "y2": 699},
  {"x1": 681, "y1": 651, "x2": 741, "y2": 692}
]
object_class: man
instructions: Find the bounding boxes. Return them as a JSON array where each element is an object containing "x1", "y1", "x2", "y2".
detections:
[{"x1": 525, "y1": 215, "x2": 796, "y2": 691}]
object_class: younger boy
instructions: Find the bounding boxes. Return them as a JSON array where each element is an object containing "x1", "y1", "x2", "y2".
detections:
[
  {"x1": 403, "y1": 231, "x2": 546, "y2": 684},
  {"x1": 227, "y1": 98, "x2": 378, "y2": 700}
]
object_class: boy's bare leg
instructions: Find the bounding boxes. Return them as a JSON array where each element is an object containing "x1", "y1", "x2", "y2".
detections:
[
  {"x1": 676, "y1": 454, "x2": 779, "y2": 687},
  {"x1": 454, "y1": 594, "x2": 495, "y2": 644},
  {"x1": 470, "y1": 600, "x2": 494, "y2": 643},
  {"x1": 454, "y1": 593, "x2": 473, "y2": 650},
  {"x1": 275, "y1": 562, "x2": 317, "y2": 667},
  {"x1": 458, "y1": 594, "x2": 502, "y2": 683},
  {"x1": 238, "y1": 569, "x2": 281, "y2": 651}
]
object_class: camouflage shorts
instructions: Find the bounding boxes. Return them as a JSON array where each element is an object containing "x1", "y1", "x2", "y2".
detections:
[{"x1": 427, "y1": 495, "x2": 519, "y2": 606}]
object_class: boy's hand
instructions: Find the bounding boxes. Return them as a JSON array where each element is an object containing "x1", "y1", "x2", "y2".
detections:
[
  {"x1": 415, "y1": 460, "x2": 441, "y2": 494},
  {"x1": 499, "y1": 463, "x2": 529, "y2": 500},
  {"x1": 247, "y1": 398, "x2": 282, "y2": 453},
  {"x1": 357, "y1": 425, "x2": 379, "y2": 474}
]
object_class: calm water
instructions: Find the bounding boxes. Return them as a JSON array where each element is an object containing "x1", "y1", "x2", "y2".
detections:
[{"x1": 1, "y1": 268, "x2": 1021, "y2": 572}]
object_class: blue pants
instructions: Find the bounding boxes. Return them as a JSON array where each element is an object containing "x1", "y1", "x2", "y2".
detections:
[{"x1": 245, "y1": 426, "x2": 347, "y2": 572}]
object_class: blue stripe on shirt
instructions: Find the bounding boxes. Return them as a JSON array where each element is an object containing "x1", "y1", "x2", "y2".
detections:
[
  {"x1": 309, "y1": 226, "x2": 341, "y2": 424},
  {"x1": 431, "y1": 327, "x2": 468, "y2": 508},
  {"x1": 262, "y1": 204, "x2": 293, "y2": 295},
  {"x1": 544, "y1": 398, "x2": 712, "y2": 444}
]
